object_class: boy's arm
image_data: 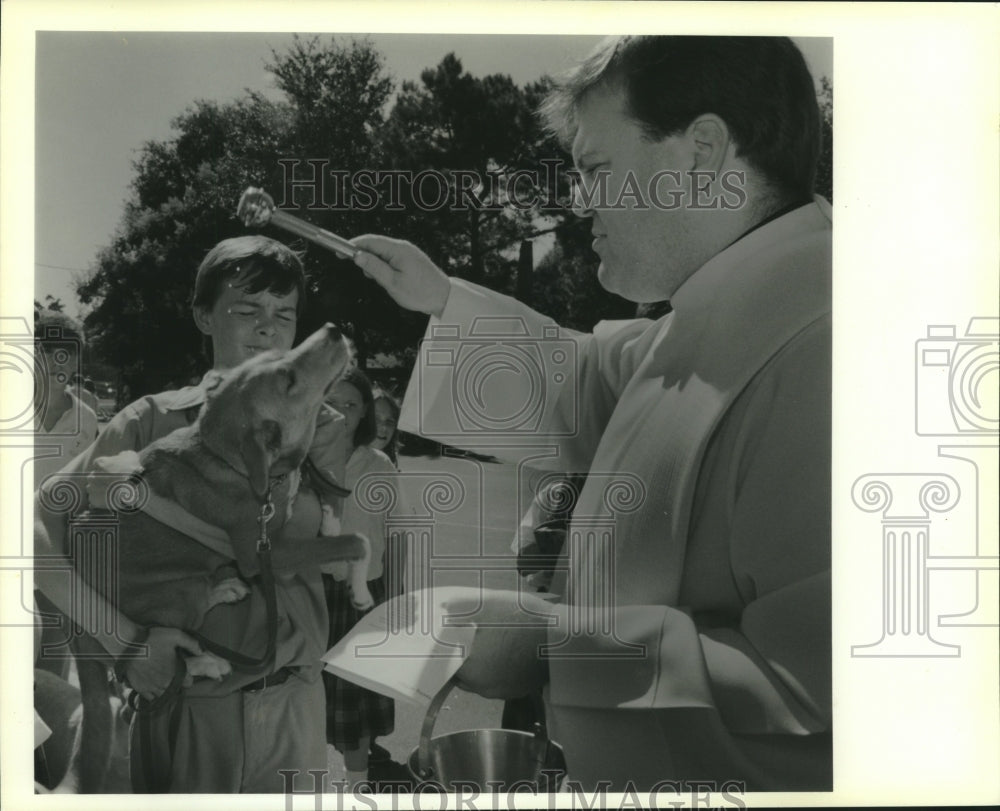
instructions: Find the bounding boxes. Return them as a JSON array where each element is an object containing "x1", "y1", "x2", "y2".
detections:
[{"x1": 34, "y1": 405, "x2": 203, "y2": 698}]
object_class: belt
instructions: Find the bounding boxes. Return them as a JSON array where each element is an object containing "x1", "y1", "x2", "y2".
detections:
[{"x1": 241, "y1": 666, "x2": 294, "y2": 692}]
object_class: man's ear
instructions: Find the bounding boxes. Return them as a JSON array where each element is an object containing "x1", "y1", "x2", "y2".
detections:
[
  {"x1": 687, "y1": 114, "x2": 731, "y2": 173},
  {"x1": 241, "y1": 419, "x2": 282, "y2": 501}
]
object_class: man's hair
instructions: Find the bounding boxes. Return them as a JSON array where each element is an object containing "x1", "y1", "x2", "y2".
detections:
[
  {"x1": 192, "y1": 235, "x2": 306, "y2": 316},
  {"x1": 340, "y1": 367, "x2": 377, "y2": 448},
  {"x1": 541, "y1": 36, "x2": 821, "y2": 203}
]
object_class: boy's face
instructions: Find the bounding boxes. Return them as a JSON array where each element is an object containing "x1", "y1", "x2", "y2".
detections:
[{"x1": 194, "y1": 282, "x2": 299, "y2": 371}]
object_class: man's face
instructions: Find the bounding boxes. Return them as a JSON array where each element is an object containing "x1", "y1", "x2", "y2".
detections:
[
  {"x1": 195, "y1": 282, "x2": 299, "y2": 370},
  {"x1": 571, "y1": 83, "x2": 704, "y2": 303},
  {"x1": 35, "y1": 343, "x2": 79, "y2": 390}
]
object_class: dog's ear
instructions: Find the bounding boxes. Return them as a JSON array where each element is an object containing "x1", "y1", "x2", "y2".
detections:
[
  {"x1": 241, "y1": 419, "x2": 282, "y2": 501},
  {"x1": 202, "y1": 370, "x2": 226, "y2": 394}
]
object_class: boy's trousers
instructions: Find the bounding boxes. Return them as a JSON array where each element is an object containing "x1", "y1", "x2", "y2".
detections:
[{"x1": 129, "y1": 674, "x2": 326, "y2": 793}]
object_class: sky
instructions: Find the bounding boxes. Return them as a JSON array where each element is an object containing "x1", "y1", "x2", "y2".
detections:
[{"x1": 34, "y1": 33, "x2": 832, "y2": 319}]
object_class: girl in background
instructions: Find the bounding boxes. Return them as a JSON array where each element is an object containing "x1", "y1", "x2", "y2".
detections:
[
  {"x1": 364, "y1": 386, "x2": 404, "y2": 771},
  {"x1": 369, "y1": 387, "x2": 401, "y2": 466},
  {"x1": 323, "y1": 368, "x2": 407, "y2": 789}
]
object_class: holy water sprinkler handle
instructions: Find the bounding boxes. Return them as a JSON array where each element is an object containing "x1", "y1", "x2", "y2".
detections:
[{"x1": 237, "y1": 187, "x2": 360, "y2": 260}]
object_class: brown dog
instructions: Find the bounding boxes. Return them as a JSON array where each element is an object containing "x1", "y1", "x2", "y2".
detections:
[{"x1": 36, "y1": 322, "x2": 371, "y2": 792}]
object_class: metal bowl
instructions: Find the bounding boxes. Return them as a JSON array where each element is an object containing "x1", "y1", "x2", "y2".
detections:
[{"x1": 407, "y1": 679, "x2": 565, "y2": 792}]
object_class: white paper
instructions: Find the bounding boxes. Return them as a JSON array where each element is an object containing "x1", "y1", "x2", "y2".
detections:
[{"x1": 322, "y1": 587, "x2": 479, "y2": 705}]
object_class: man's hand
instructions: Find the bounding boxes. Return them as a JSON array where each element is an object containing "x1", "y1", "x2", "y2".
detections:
[
  {"x1": 122, "y1": 627, "x2": 204, "y2": 700},
  {"x1": 351, "y1": 235, "x2": 451, "y2": 318},
  {"x1": 444, "y1": 589, "x2": 556, "y2": 700}
]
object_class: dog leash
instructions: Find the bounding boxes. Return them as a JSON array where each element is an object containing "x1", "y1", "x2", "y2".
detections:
[
  {"x1": 132, "y1": 486, "x2": 283, "y2": 792},
  {"x1": 185, "y1": 491, "x2": 280, "y2": 674}
]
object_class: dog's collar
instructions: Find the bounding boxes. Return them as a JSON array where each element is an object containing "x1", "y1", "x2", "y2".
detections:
[{"x1": 197, "y1": 440, "x2": 293, "y2": 503}]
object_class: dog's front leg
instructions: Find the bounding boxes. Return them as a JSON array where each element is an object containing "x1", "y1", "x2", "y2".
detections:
[
  {"x1": 269, "y1": 532, "x2": 374, "y2": 609},
  {"x1": 206, "y1": 578, "x2": 251, "y2": 609},
  {"x1": 206, "y1": 566, "x2": 251, "y2": 610},
  {"x1": 317, "y1": 506, "x2": 373, "y2": 610},
  {"x1": 184, "y1": 652, "x2": 233, "y2": 683}
]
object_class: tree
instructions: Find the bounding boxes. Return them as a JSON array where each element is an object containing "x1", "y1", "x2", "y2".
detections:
[
  {"x1": 379, "y1": 55, "x2": 539, "y2": 285},
  {"x1": 259, "y1": 36, "x2": 402, "y2": 368},
  {"x1": 815, "y1": 76, "x2": 833, "y2": 202},
  {"x1": 77, "y1": 37, "x2": 395, "y2": 395},
  {"x1": 34, "y1": 295, "x2": 65, "y2": 313}
]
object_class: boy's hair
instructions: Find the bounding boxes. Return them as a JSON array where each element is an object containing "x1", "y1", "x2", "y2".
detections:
[
  {"x1": 541, "y1": 36, "x2": 821, "y2": 204},
  {"x1": 192, "y1": 235, "x2": 306, "y2": 315},
  {"x1": 372, "y1": 387, "x2": 401, "y2": 464},
  {"x1": 192, "y1": 235, "x2": 306, "y2": 361},
  {"x1": 340, "y1": 367, "x2": 377, "y2": 448}
]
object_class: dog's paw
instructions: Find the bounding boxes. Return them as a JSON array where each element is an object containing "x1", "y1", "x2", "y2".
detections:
[
  {"x1": 349, "y1": 584, "x2": 376, "y2": 612},
  {"x1": 325, "y1": 561, "x2": 349, "y2": 581},
  {"x1": 207, "y1": 577, "x2": 251, "y2": 607},
  {"x1": 185, "y1": 652, "x2": 232, "y2": 681},
  {"x1": 319, "y1": 503, "x2": 341, "y2": 536}
]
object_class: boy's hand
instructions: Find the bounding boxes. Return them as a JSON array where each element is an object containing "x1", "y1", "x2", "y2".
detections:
[
  {"x1": 351, "y1": 236, "x2": 451, "y2": 318},
  {"x1": 123, "y1": 627, "x2": 204, "y2": 700}
]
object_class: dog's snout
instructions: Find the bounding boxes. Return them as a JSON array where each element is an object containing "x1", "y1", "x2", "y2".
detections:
[{"x1": 323, "y1": 323, "x2": 342, "y2": 341}]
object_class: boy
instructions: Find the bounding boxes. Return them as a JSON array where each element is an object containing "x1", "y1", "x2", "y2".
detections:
[
  {"x1": 34, "y1": 235, "x2": 350, "y2": 792},
  {"x1": 34, "y1": 310, "x2": 100, "y2": 681}
]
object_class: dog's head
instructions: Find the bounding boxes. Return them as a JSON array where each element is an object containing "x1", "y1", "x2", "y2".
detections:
[{"x1": 197, "y1": 323, "x2": 354, "y2": 502}]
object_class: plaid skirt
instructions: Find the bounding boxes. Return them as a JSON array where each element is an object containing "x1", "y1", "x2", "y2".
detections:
[{"x1": 322, "y1": 574, "x2": 395, "y2": 752}]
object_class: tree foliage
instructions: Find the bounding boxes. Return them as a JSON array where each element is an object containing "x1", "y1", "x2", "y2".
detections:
[
  {"x1": 378, "y1": 54, "x2": 540, "y2": 288},
  {"x1": 815, "y1": 76, "x2": 834, "y2": 203},
  {"x1": 34, "y1": 295, "x2": 65, "y2": 314},
  {"x1": 77, "y1": 37, "x2": 395, "y2": 394}
]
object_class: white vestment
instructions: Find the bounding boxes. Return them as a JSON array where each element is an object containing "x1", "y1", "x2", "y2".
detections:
[{"x1": 400, "y1": 199, "x2": 833, "y2": 790}]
